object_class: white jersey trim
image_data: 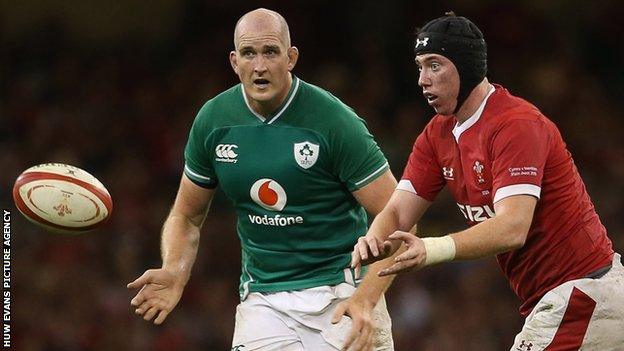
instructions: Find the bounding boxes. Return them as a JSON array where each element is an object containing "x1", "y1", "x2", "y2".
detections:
[
  {"x1": 494, "y1": 183, "x2": 541, "y2": 203},
  {"x1": 343, "y1": 268, "x2": 355, "y2": 286},
  {"x1": 452, "y1": 84, "x2": 496, "y2": 142},
  {"x1": 397, "y1": 179, "x2": 417, "y2": 194},
  {"x1": 240, "y1": 76, "x2": 300, "y2": 124},
  {"x1": 267, "y1": 77, "x2": 300, "y2": 125},
  {"x1": 241, "y1": 261, "x2": 255, "y2": 301},
  {"x1": 184, "y1": 164, "x2": 211, "y2": 182},
  {"x1": 354, "y1": 162, "x2": 388, "y2": 186},
  {"x1": 241, "y1": 86, "x2": 266, "y2": 122}
]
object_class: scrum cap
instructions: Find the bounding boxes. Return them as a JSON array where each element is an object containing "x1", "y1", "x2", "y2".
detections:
[{"x1": 415, "y1": 12, "x2": 487, "y2": 113}]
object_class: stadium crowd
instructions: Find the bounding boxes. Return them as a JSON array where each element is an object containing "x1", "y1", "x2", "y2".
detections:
[{"x1": 1, "y1": 1, "x2": 622, "y2": 350}]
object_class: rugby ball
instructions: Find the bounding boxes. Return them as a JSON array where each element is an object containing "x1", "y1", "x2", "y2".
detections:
[{"x1": 12, "y1": 163, "x2": 113, "y2": 234}]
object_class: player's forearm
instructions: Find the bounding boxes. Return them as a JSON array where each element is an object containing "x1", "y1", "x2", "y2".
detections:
[
  {"x1": 160, "y1": 214, "x2": 201, "y2": 285},
  {"x1": 449, "y1": 214, "x2": 528, "y2": 260},
  {"x1": 367, "y1": 205, "x2": 409, "y2": 241},
  {"x1": 351, "y1": 245, "x2": 407, "y2": 306}
]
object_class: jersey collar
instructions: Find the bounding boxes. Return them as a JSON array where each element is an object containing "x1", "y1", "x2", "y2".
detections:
[
  {"x1": 241, "y1": 75, "x2": 301, "y2": 124},
  {"x1": 452, "y1": 84, "x2": 496, "y2": 142}
]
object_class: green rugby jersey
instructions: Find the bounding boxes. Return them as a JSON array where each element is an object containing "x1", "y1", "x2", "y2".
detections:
[{"x1": 184, "y1": 76, "x2": 388, "y2": 299}]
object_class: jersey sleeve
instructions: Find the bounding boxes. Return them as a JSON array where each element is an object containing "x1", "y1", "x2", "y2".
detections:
[
  {"x1": 183, "y1": 103, "x2": 218, "y2": 188},
  {"x1": 490, "y1": 119, "x2": 550, "y2": 203},
  {"x1": 399, "y1": 126, "x2": 445, "y2": 201},
  {"x1": 330, "y1": 111, "x2": 389, "y2": 192}
]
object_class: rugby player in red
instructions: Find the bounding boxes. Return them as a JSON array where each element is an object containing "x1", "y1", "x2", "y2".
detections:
[{"x1": 333, "y1": 12, "x2": 624, "y2": 351}]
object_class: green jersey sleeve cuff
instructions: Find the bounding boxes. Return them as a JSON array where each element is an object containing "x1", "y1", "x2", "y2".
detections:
[
  {"x1": 184, "y1": 164, "x2": 217, "y2": 188},
  {"x1": 349, "y1": 161, "x2": 389, "y2": 191}
]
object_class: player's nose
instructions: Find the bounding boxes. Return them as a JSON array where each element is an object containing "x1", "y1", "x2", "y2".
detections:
[
  {"x1": 418, "y1": 70, "x2": 431, "y2": 88},
  {"x1": 253, "y1": 56, "x2": 268, "y2": 74}
]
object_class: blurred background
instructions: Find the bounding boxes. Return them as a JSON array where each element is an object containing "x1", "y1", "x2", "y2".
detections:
[{"x1": 1, "y1": 0, "x2": 623, "y2": 350}]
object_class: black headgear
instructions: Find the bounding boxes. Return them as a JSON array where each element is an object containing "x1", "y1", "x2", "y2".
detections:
[{"x1": 414, "y1": 12, "x2": 487, "y2": 113}]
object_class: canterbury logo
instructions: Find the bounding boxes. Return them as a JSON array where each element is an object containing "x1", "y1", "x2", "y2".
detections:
[
  {"x1": 415, "y1": 37, "x2": 429, "y2": 48},
  {"x1": 215, "y1": 144, "x2": 238, "y2": 163}
]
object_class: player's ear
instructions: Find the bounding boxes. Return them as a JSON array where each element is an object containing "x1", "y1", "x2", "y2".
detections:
[
  {"x1": 229, "y1": 51, "x2": 239, "y2": 74},
  {"x1": 287, "y1": 46, "x2": 299, "y2": 71}
]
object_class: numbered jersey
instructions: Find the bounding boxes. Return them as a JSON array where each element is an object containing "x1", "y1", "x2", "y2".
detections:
[
  {"x1": 399, "y1": 84, "x2": 613, "y2": 316},
  {"x1": 184, "y1": 76, "x2": 388, "y2": 298}
]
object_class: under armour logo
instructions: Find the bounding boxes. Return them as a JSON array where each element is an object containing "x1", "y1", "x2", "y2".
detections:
[
  {"x1": 517, "y1": 340, "x2": 533, "y2": 351},
  {"x1": 415, "y1": 37, "x2": 429, "y2": 48},
  {"x1": 442, "y1": 166, "x2": 454, "y2": 180}
]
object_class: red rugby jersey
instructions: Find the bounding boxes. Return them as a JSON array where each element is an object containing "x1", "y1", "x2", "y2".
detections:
[{"x1": 399, "y1": 84, "x2": 613, "y2": 316}]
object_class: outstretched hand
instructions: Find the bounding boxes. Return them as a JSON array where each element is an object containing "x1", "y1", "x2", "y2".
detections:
[
  {"x1": 127, "y1": 268, "x2": 186, "y2": 325},
  {"x1": 350, "y1": 235, "x2": 400, "y2": 276},
  {"x1": 377, "y1": 231, "x2": 426, "y2": 276}
]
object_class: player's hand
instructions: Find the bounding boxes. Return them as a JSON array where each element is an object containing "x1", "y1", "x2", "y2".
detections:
[
  {"x1": 377, "y1": 231, "x2": 426, "y2": 276},
  {"x1": 127, "y1": 268, "x2": 186, "y2": 325},
  {"x1": 331, "y1": 296, "x2": 376, "y2": 351},
  {"x1": 350, "y1": 235, "x2": 400, "y2": 274}
]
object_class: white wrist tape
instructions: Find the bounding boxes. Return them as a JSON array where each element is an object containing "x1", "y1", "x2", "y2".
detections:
[{"x1": 422, "y1": 236, "x2": 456, "y2": 266}]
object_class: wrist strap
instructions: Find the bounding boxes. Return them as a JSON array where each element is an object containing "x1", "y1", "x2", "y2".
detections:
[{"x1": 422, "y1": 236, "x2": 456, "y2": 266}]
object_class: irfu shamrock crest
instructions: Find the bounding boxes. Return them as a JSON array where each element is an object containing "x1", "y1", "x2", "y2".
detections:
[{"x1": 293, "y1": 141, "x2": 320, "y2": 169}]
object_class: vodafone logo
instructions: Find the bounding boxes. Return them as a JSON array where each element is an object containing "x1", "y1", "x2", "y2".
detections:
[{"x1": 250, "y1": 179, "x2": 287, "y2": 211}]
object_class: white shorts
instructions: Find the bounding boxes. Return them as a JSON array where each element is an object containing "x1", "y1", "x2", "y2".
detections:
[
  {"x1": 231, "y1": 283, "x2": 394, "y2": 350},
  {"x1": 511, "y1": 253, "x2": 624, "y2": 351}
]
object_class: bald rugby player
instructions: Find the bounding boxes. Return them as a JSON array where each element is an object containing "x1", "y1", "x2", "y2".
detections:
[{"x1": 128, "y1": 8, "x2": 401, "y2": 351}]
